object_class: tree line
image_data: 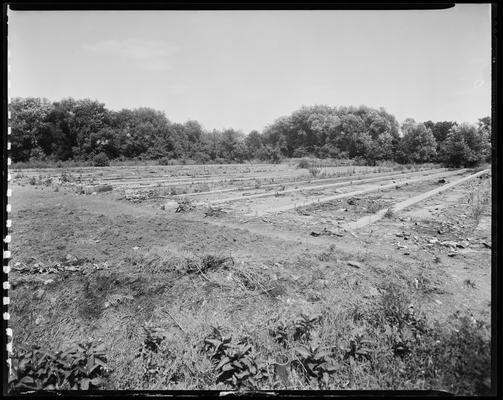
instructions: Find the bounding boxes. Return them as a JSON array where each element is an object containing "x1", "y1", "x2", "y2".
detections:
[{"x1": 9, "y1": 97, "x2": 491, "y2": 167}]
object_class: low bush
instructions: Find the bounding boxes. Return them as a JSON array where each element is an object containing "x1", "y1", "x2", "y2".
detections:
[
  {"x1": 158, "y1": 157, "x2": 171, "y2": 166},
  {"x1": 297, "y1": 159, "x2": 311, "y2": 169},
  {"x1": 308, "y1": 166, "x2": 321, "y2": 178},
  {"x1": 92, "y1": 153, "x2": 110, "y2": 167}
]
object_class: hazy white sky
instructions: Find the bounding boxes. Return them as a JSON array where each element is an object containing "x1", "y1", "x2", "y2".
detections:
[{"x1": 8, "y1": 5, "x2": 491, "y2": 133}]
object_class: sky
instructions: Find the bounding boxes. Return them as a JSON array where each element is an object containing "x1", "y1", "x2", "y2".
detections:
[{"x1": 8, "y1": 5, "x2": 491, "y2": 133}]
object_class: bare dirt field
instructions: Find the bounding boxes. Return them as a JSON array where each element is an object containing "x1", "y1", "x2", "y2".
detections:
[{"x1": 8, "y1": 163, "x2": 492, "y2": 393}]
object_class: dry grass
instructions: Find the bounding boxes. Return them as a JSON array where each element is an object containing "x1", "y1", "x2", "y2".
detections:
[
  {"x1": 9, "y1": 241, "x2": 492, "y2": 394},
  {"x1": 468, "y1": 178, "x2": 491, "y2": 221}
]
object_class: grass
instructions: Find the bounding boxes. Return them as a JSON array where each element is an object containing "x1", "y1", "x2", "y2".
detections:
[
  {"x1": 8, "y1": 161, "x2": 490, "y2": 393},
  {"x1": 468, "y1": 178, "x2": 491, "y2": 222},
  {"x1": 384, "y1": 208, "x2": 395, "y2": 219},
  {"x1": 9, "y1": 249, "x2": 492, "y2": 394}
]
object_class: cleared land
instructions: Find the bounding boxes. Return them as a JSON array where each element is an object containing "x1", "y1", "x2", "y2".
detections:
[{"x1": 8, "y1": 162, "x2": 492, "y2": 393}]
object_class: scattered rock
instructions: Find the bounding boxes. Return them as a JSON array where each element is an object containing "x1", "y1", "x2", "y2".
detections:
[
  {"x1": 429, "y1": 238, "x2": 439, "y2": 244},
  {"x1": 66, "y1": 254, "x2": 77, "y2": 262},
  {"x1": 310, "y1": 228, "x2": 343, "y2": 237},
  {"x1": 44, "y1": 279, "x2": 55, "y2": 285},
  {"x1": 463, "y1": 279, "x2": 476, "y2": 289},
  {"x1": 163, "y1": 200, "x2": 178, "y2": 210},
  {"x1": 347, "y1": 261, "x2": 362, "y2": 269}
]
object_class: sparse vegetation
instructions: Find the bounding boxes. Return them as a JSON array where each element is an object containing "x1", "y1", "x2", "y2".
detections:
[
  {"x1": 384, "y1": 208, "x2": 395, "y2": 218},
  {"x1": 8, "y1": 158, "x2": 492, "y2": 393}
]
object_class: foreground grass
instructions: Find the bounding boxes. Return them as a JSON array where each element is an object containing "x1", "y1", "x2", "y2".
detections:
[{"x1": 9, "y1": 252, "x2": 491, "y2": 394}]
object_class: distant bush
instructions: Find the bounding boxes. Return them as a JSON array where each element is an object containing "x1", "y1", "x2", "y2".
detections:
[
  {"x1": 193, "y1": 152, "x2": 211, "y2": 164},
  {"x1": 440, "y1": 123, "x2": 490, "y2": 168},
  {"x1": 309, "y1": 166, "x2": 322, "y2": 177},
  {"x1": 297, "y1": 159, "x2": 311, "y2": 169},
  {"x1": 92, "y1": 153, "x2": 110, "y2": 167},
  {"x1": 158, "y1": 157, "x2": 171, "y2": 166},
  {"x1": 94, "y1": 184, "x2": 114, "y2": 193}
]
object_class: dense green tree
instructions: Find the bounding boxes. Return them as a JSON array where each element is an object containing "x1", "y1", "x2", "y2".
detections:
[
  {"x1": 9, "y1": 97, "x2": 54, "y2": 162},
  {"x1": 477, "y1": 116, "x2": 491, "y2": 162},
  {"x1": 423, "y1": 120, "x2": 457, "y2": 159},
  {"x1": 8, "y1": 96, "x2": 491, "y2": 166},
  {"x1": 398, "y1": 120, "x2": 437, "y2": 163},
  {"x1": 245, "y1": 130, "x2": 263, "y2": 157},
  {"x1": 441, "y1": 123, "x2": 490, "y2": 167}
]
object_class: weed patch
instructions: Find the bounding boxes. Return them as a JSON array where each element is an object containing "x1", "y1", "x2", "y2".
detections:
[{"x1": 9, "y1": 342, "x2": 109, "y2": 392}]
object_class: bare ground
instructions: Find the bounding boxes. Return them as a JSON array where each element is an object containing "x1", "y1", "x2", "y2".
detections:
[{"x1": 7, "y1": 167, "x2": 492, "y2": 393}]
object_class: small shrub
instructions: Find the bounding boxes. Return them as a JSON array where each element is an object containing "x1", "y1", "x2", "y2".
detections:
[
  {"x1": 269, "y1": 322, "x2": 289, "y2": 348},
  {"x1": 384, "y1": 208, "x2": 395, "y2": 218},
  {"x1": 293, "y1": 313, "x2": 322, "y2": 342},
  {"x1": 92, "y1": 153, "x2": 110, "y2": 167},
  {"x1": 28, "y1": 176, "x2": 37, "y2": 185},
  {"x1": 158, "y1": 157, "x2": 171, "y2": 166},
  {"x1": 203, "y1": 328, "x2": 267, "y2": 389},
  {"x1": 342, "y1": 331, "x2": 374, "y2": 362},
  {"x1": 94, "y1": 184, "x2": 113, "y2": 193},
  {"x1": 292, "y1": 338, "x2": 337, "y2": 386},
  {"x1": 60, "y1": 171, "x2": 72, "y2": 183},
  {"x1": 308, "y1": 166, "x2": 321, "y2": 178},
  {"x1": 367, "y1": 200, "x2": 384, "y2": 214},
  {"x1": 175, "y1": 198, "x2": 195, "y2": 213}
]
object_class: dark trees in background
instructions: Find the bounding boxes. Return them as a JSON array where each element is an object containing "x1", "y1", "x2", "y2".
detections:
[
  {"x1": 8, "y1": 97, "x2": 491, "y2": 167},
  {"x1": 397, "y1": 119, "x2": 437, "y2": 164},
  {"x1": 477, "y1": 117, "x2": 492, "y2": 163},
  {"x1": 260, "y1": 105, "x2": 401, "y2": 165},
  {"x1": 9, "y1": 97, "x2": 54, "y2": 162},
  {"x1": 245, "y1": 130, "x2": 263, "y2": 159},
  {"x1": 423, "y1": 120, "x2": 458, "y2": 160},
  {"x1": 440, "y1": 122, "x2": 491, "y2": 167}
]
